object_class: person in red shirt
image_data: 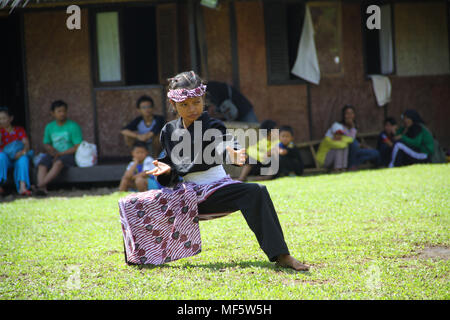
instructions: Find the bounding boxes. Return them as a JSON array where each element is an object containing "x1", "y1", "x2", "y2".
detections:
[{"x1": 0, "y1": 107, "x2": 32, "y2": 196}]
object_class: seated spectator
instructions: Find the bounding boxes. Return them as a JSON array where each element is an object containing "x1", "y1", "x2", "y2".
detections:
[
  {"x1": 389, "y1": 109, "x2": 434, "y2": 167},
  {"x1": 377, "y1": 117, "x2": 397, "y2": 167},
  {"x1": 205, "y1": 81, "x2": 258, "y2": 123},
  {"x1": 238, "y1": 120, "x2": 279, "y2": 181},
  {"x1": 119, "y1": 141, "x2": 160, "y2": 192},
  {"x1": 277, "y1": 125, "x2": 304, "y2": 177},
  {"x1": 316, "y1": 122, "x2": 354, "y2": 172},
  {"x1": 0, "y1": 106, "x2": 33, "y2": 196},
  {"x1": 35, "y1": 100, "x2": 82, "y2": 196},
  {"x1": 341, "y1": 105, "x2": 380, "y2": 169},
  {"x1": 121, "y1": 95, "x2": 165, "y2": 158}
]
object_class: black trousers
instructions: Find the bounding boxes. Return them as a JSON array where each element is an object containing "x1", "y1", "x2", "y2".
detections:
[
  {"x1": 394, "y1": 147, "x2": 430, "y2": 167},
  {"x1": 278, "y1": 149, "x2": 304, "y2": 177},
  {"x1": 198, "y1": 182, "x2": 290, "y2": 262},
  {"x1": 377, "y1": 143, "x2": 393, "y2": 167}
]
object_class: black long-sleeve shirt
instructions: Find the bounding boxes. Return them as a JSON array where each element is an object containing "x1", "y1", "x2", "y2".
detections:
[{"x1": 156, "y1": 112, "x2": 241, "y2": 186}]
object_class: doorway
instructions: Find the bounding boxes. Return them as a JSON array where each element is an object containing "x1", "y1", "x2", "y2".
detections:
[{"x1": 0, "y1": 13, "x2": 27, "y2": 132}]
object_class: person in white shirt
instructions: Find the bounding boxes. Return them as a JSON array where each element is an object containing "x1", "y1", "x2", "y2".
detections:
[{"x1": 119, "y1": 141, "x2": 160, "y2": 192}]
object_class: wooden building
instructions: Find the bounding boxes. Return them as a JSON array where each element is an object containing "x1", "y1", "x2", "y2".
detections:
[{"x1": 1, "y1": 0, "x2": 449, "y2": 162}]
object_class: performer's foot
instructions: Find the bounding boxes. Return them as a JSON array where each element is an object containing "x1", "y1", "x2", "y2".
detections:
[{"x1": 276, "y1": 254, "x2": 309, "y2": 271}]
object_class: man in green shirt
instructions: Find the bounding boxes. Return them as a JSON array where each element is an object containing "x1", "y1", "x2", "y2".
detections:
[{"x1": 35, "y1": 100, "x2": 82, "y2": 195}]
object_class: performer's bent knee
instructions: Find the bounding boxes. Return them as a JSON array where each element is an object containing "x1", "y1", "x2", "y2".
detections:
[{"x1": 247, "y1": 183, "x2": 263, "y2": 195}]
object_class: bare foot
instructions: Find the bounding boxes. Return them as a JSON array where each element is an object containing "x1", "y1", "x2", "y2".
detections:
[{"x1": 276, "y1": 254, "x2": 309, "y2": 271}]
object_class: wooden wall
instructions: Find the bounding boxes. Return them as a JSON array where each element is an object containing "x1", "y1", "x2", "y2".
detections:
[
  {"x1": 202, "y1": 2, "x2": 233, "y2": 83},
  {"x1": 232, "y1": 0, "x2": 450, "y2": 147},
  {"x1": 95, "y1": 87, "x2": 164, "y2": 157},
  {"x1": 23, "y1": 5, "x2": 178, "y2": 159},
  {"x1": 234, "y1": 1, "x2": 310, "y2": 143},
  {"x1": 22, "y1": 0, "x2": 450, "y2": 161},
  {"x1": 24, "y1": 9, "x2": 95, "y2": 153},
  {"x1": 394, "y1": 2, "x2": 449, "y2": 76},
  {"x1": 308, "y1": 1, "x2": 450, "y2": 145}
]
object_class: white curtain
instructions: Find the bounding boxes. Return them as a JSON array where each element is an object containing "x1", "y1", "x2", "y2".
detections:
[
  {"x1": 96, "y1": 12, "x2": 122, "y2": 82},
  {"x1": 291, "y1": 5, "x2": 321, "y2": 84},
  {"x1": 379, "y1": 4, "x2": 394, "y2": 74},
  {"x1": 368, "y1": 75, "x2": 391, "y2": 107}
]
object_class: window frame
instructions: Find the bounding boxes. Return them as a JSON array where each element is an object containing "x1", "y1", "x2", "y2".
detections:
[
  {"x1": 360, "y1": 0, "x2": 397, "y2": 78},
  {"x1": 90, "y1": 4, "x2": 164, "y2": 88},
  {"x1": 90, "y1": 7, "x2": 127, "y2": 87},
  {"x1": 361, "y1": 0, "x2": 450, "y2": 78},
  {"x1": 263, "y1": 0, "x2": 307, "y2": 86}
]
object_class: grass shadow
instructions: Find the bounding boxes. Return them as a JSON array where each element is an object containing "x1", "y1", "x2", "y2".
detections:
[{"x1": 130, "y1": 259, "x2": 311, "y2": 275}]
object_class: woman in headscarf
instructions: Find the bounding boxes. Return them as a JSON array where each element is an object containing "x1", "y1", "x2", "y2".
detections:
[{"x1": 389, "y1": 109, "x2": 434, "y2": 167}]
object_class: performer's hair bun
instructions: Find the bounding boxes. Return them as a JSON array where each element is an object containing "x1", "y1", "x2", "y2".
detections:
[{"x1": 167, "y1": 71, "x2": 206, "y2": 91}]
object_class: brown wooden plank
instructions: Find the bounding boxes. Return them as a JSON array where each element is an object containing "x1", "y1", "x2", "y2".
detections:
[{"x1": 156, "y1": 3, "x2": 178, "y2": 85}]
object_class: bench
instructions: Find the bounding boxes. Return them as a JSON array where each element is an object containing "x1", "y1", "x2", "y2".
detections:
[
  {"x1": 221, "y1": 124, "x2": 380, "y2": 177},
  {"x1": 29, "y1": 163, "x2": 128, "y2": 185},
  {"x1": 1, "y1": 162, "x2": 128, "y2": 193},
  {"x1": 5, "y1": 127, "x2": 377, "y2": 188},
  {"x1": 295, "y1": 131, "x2": 380, "y2": 173},
  {"x1": 199, "y1": 132, "x2": 377, "y2": 216}
]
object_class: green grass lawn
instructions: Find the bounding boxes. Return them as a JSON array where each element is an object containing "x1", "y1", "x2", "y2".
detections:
[{"x1": 0, "y1": 164, "x2": 449, "y2": 299}]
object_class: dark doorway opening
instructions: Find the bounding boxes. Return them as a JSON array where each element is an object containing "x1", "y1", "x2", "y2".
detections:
[{"x1": 0, "y1": 13, "x2": 27, "y2": 131}]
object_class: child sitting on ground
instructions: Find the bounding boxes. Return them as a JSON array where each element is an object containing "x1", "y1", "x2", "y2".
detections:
[
  {"x1": 238, "y1": 119, "x2": 280, "y2": 181},
  {"x1": 119, "y1": 141, "x2": 160, "y2": 192},
  {"x1": 277, "y1": 125, "x2": 304, "y2": 177}
]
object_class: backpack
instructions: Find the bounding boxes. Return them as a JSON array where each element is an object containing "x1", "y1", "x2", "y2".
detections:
[
  {"x1": 431, "y1": 139, "x2": 446, "y2": 164},
  {"x1": 422, "y1": 125, "x2": 446, "y2": 164},
  {"x1": 217, "y1": 84, "x2": 238, "y2": 121}
]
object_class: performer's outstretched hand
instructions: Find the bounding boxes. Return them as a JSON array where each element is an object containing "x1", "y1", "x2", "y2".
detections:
[
  {"x1": 146, "y1": 160, "x2": 171, "y2": 176},
  {"x1": 226, "y1": 146, "x2": 247, "y2": 166}
]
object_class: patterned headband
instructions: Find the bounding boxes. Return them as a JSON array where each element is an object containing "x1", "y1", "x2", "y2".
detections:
[{"x1": 167, "y1": 83, "x2": 207, "y2": 102}]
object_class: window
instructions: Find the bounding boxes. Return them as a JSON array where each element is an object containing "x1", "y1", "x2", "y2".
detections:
[
  {"x1": 96, "y1": 12, "x2": 122, "y2": 82},
  {"x1": 264, "y1": 1, "x2": 343, "y2": 84},
  {"x1": 263, "y1": 1, "x2": 305, "y2": 84},
  {"x1": 362, "y1": 1, "x2": 450, "y2": 76},
  {"x1": 362, "y1": 2, "x2": 395, "y2": 75},
  {"x1": 92, "y1": 6, "x2": 160, "y2": 86}
]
